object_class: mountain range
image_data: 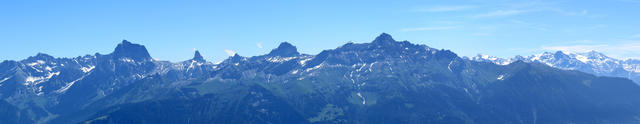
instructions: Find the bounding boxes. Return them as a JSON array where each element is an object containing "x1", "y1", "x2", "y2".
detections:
[
  {"x1": 467, "y1": 51, "x2": 640, "y2": 84},
  {"x1": 2, "y1": 33, "x2": 640, "y2": 124}
]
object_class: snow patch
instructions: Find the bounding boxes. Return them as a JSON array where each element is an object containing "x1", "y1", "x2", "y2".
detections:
[
  {"x1": 56, "y1": 75, "x2": 86, "y2": 93},
  {"x1": 623, "y1": 64, "x2": 640, "y2": 73},
  {"x1": 24, "y1": 72, "x2": 60, "y2": 85},
  {"x1": 27, "y1": 60, "x2": 46, "y2": 66},
  {"x1": 305, "y1": 63, "x2": 323, "y2": 72},
  {"x1": 356, "y1": 63, "x2": 367, "y2": 72},
  {"x1": 266, "y1": 57, "x2": 296, "y2": 63},
  {"x1": 81, "y1": 66, "x2": 95, "y2": 73},
  {"x1": 134, "y1": 74, "x2": 146, "y2": 79},
  {"x1": 0, "y1": 77, "x2": 10, "y2": 83},
  {"x1": 447, "y1": 61, "x2": 454, "y2": 72},
  {"x1": 0, "y1": 77, "x2": 10, "y2": 87},
  {"x1": 49, "y1": 72, "x2": 60, "y2": 78},
  {"x1": 575, "y1": 54, "x2": 590, "y2": 63},
  {"x1": 186, "y1": 60, "x2": 203, "y2": 71},
  {"x1": 479, "y1": 54, "x2": 499, "y2": 61},
  {"x1": 25, "y1": 76, "x2": 43, "y2": 85},
  {"x1": 357, "y1": 92, "x2": 366, "y2": 105},
  {"x1": 212, "y1": 65, "x2": 219, "y2": 70},
  {"x1": 299, "y1": 58, "x2": 312, "y2": 65},
  {"x1": 368, "y1": 62, "x2": 376, "y2": 72},
  {"x1": 120, "y1": 58, "x2": 135, "y2": 63},
  {"x1": 214, "y1": 60, "x2": 223, "y2": 65},
  {"x1": 36, "y1": 86, "x2": 44, "y2": 96},
  {"x1": 530, "y1": 53, "x2": 544, "y2": 61}
]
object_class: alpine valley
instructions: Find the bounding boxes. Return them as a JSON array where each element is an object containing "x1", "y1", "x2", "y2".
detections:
[{"x1": 2, "y1": 33, "x2": 640, "y2": 124}]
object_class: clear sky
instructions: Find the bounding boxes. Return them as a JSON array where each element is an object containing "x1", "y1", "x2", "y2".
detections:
[{"x1": 1, "y1": 0, "x2": 639, "y2": 62}]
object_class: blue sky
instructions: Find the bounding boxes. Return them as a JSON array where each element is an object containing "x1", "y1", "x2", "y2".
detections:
[{"x1": 1, "y1": 0, "x2": 639, "y2": 62}]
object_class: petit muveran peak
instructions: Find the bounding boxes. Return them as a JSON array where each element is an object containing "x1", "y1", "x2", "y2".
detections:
[{"x1": 193, "y1": 50, "x2": 204, "y2": 61}]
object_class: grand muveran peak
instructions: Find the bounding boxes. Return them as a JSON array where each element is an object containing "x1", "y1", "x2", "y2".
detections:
[
  {"x1": 111, "y1": 40, "x2": 152, "y2": 61},
  {"x1": 267, "y1": 42, "x2": 300, "y2": 57}
]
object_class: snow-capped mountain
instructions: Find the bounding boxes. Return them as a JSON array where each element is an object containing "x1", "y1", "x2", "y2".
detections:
[
  {"x1": 467, "y1": 54, "x2": 517, "y2": 65},
  {"x1": 0, "y1": 40, "x2": 176, "y2": 122},
  {"x1": 468, "y1": 51, "x2": 640, "y2": 83},
  {"x1": 0, "y1": 53, "x2": 96, "y2": 98}
]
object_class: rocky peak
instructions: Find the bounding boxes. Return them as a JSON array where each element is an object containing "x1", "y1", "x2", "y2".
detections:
[
  {"x1": 267, "y1": 42, "x2": 300, "y2": 57},
  {"x1": 26, "y1": 53, "x2": 55, "y2": 61},
  {"x1": 372, "y1": 33, "x2": 395, "y2": 44},
  {"x1": 193, "y1": 50, "x2": 205, "y2": 61},
  {"x1": 111, "y1": 40, "x2": 152, "y2": 61}
]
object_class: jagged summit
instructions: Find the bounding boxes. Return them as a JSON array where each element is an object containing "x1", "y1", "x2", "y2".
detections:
[
  {"x1": 193, "y1": 50, "x2": 204, "y2": 61},
  {"x1": 111, "y1": 40, "x2": 152, "y2": 61},
  {"x1": 267, "y1": 42, "x2": 300, "y2": 57},
  {"x1": 368, "y1": 33, "x2": 414, "y2": 50},
  {"x1": 372, "y1": 33, "x2": 395, "y2": 44},
  {"x1": 35, "y1": 53, "x2": 53, "y2": 58},
  {"x1": 221, "y1": 53, "x2": 246, "y2": 64},
  {"x1": 553, "y1": 51, "x2": 569, "y2": 57},
  {"x1": 27, "y1": 53, "x2": 55, "y2": 61},
  {"x1": 233, "y1": 53, "x2": 241, "y2": 57}
]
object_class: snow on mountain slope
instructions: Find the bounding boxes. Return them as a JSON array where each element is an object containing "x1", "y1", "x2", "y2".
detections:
[{"x1": 468, "y1": 51, "x2": 640, "y2": 84}]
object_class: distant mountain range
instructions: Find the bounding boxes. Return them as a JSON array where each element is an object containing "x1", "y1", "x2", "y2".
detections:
[
  {"x1": 2, "y1": 33, "x2": 640, "y2": 124},
  {"x1": 467, "y1": 51, "x2": 640, "y2": 84}
]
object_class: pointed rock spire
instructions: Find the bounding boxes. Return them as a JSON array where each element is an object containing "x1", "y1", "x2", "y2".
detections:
[
  {"x1": 267, "y1": 42, "x2": 300, "y2": 57},
  {"x1": 193, "y1": 50, "x2": 204, "y2": 61},
  {"x1": 111, "y1": 40, "x2": 152, "y2": 61}
]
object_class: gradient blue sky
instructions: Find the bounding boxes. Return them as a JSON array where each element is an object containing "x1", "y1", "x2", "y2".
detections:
[{"x1": 1, "y1": 0, "x2": 639, "y2": 62}]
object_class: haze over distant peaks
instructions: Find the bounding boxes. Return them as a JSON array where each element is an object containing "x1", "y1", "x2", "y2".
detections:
[{"x1": 468, "y1": 50, "x2": 640, "y2": 83}]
